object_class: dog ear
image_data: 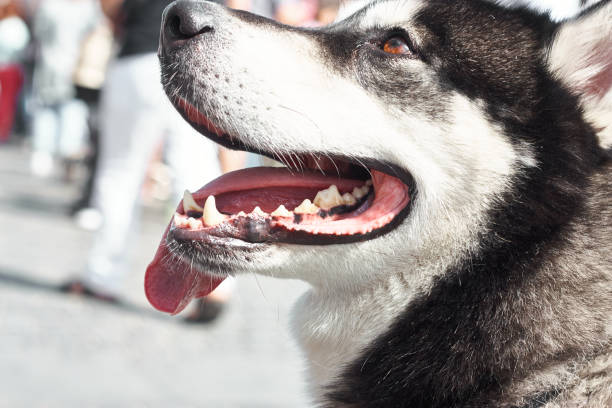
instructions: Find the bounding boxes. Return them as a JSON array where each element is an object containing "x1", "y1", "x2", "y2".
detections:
[{"x1": 549, "y1": 0, "x2": 612, "y2": 147}]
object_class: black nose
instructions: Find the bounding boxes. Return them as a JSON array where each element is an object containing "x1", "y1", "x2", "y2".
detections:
[{"x1": 161, "y1": 0, "x2": 215, "y2": 50}]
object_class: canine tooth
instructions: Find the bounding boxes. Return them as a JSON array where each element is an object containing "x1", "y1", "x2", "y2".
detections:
[
  {"x1": 313, "y1": 185, "x2": 343, "y2": 210},
  {"x1": 202, "y1": 196, "x2": 225, "y2": 226},
  {"x1": 251, "y1": 206, "x2": 267, "y2": 217},
  {"x1": 294, "y1": 199, "x2": 319, "y2": 214},
  {"x1": 183, "y1": 190, "x2": 203, "y2": 213},
  {"x1": 365, "y1": 180, "x2": 373, "y2": 187},
  {"x1": 271, "y1": 205, "x2": 292, "y2": 217},
  {"x1": 342, "y1": 193, "x2": 357, "y2": 206}
]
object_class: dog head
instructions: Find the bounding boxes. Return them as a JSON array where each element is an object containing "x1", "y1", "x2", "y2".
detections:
[{"x1": 146, "y1": 0, "x2": 612, "y2": 313}]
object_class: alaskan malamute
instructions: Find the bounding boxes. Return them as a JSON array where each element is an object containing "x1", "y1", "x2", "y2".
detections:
[{"x1": 146, "y1": 0, "x2": 611, "y2": 406}]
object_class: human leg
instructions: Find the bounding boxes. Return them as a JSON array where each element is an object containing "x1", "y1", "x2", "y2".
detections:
[
  {"x1": 82, "y1": 56, "x2": 164, "y2": 297},
  {"x1": 30, "y1": 104, "x2": 58, "y2": 177},
  {"x1": 57, "y1": 98, "x2": 89, "y2": 160}
]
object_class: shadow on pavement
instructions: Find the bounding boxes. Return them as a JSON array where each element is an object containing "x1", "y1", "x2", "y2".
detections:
[
  {"x1": 1, "y1": 193, "x2": 72, "y2": 217},
  {"x1": 0, "y1": 267, "x2": 169, "y2": 321}
]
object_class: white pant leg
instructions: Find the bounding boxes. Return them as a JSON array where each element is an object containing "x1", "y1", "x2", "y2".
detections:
[
  {"x1": 57, "y1": 98, "x2": 89, "y2": 158},
  {"x1": 31, "y1": 105, "x2": 59, "y2": 154},
  {"x1": 84, "y1": 54, "x2": 167, "y2": 296}
]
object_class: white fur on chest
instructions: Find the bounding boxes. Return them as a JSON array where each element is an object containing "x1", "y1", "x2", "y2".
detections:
[{"x1": 289, "y1": 274, "x2": 419, "y2": 402}]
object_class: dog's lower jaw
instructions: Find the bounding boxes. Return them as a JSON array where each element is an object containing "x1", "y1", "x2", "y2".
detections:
[{"x1": 290, "y1": 273, "x2": 419, "y2": 403}]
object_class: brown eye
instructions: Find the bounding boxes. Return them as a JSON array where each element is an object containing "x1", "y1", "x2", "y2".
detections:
[{"x1": 382, "y1": 36, "x2": 411, "y2": 55}]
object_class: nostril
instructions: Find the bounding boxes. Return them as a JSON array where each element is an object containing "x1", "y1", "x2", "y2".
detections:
[
  {"x1": 167, "y1": 14, "x2": 184, "y2": 40},
  {"x1": 197, "y1": 25, "x2": 213, "y2": 36},
  {"x1": 164, "y1": 5, "x2": 214, "y2": 42}
]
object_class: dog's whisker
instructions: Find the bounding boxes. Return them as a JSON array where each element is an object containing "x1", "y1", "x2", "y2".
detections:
[
  {"x1": 310, "y1": 152, "x2": 326, "y2": 175},
  {"x1": 250, "y1": 272, "x2": 269, "y2": 304}
]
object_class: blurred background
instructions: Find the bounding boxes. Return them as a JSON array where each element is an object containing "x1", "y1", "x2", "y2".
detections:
[
  {"x1": 0, "y1": 0, "x2": 341, "y2": 406},
  {"x1": 0, "y1": 0, "x2": 597, "y2": 406}
]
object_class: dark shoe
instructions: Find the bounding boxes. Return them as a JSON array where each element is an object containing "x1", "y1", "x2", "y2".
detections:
[
  {"x1": 184, "y1": 298, "x2": 225, "y2": 324},
  {"x1": 59, "y1": 279, "x2": 119, "y2": 304}
]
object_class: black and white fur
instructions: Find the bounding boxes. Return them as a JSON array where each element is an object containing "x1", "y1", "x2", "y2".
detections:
[{"x1": 158, "y1": 0, "x2": 612, "y2": 406}]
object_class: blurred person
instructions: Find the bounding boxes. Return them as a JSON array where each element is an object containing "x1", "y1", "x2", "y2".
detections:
[
  {"x1": 274, "y1": 0, "x2": 316, "y2": 25},
  {"x1": 14, "y1": 0, "x2": 42, "y2": 17},
  {"x1": 28, "y1": 0, "x2": 101, "y2": 177},
  {"x1": 226, "y1": 0, "x2": 278, "y2": 18},
  {"x1": 63, "y1": 0, "x2": 244, "y2": 323},
  {"x1": 0, "y1": 0, "x2": 29, "y2": 142},
  {"x1": 69, "y1": 19, "x2": 114, "y2": 216},
  {"x1": 315, "y1": 0, "x2": 339, "y2": 25},
  {"x1": 227, "y1": 0, "x2": 316, "y2": 25}
]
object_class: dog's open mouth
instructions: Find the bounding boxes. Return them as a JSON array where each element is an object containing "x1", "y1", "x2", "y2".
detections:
[
  {"x1": 145, "y1": 97, "x2": 414, "y2": 314},
  {"x1": 172, "y1": 166, "x2": 408, "y2": 241},
  {"x1": 169, "y1": 96, "x2": 413, "y2": 242}
]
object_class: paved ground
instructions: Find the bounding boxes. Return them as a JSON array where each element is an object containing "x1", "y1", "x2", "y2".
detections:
[{"x1": 0, "y1": 145, "x2": 310, "y2": 407}]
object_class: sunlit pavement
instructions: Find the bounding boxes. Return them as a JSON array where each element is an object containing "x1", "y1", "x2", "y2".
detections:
[{"x1": 0, "y1": 144, "x2": 310, "y2": 407}]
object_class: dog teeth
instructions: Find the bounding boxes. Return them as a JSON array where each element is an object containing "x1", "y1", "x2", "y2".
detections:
[
  {"x1": 187, "y1": 217, "x2": 202, "y2": 229},
  {"x1": 251, "y1": 206, "x2": 267, "y2": 217},
  {"x1": 313, "y1": 185, "x2": 344, "y2": 210},
  {"x1": 342, "y1": 193, "x2": 356, "y2": 206},
  {"x1": 271, "y1": 205, "x2": 292, "y2": 217},
  {"x1": 179, "y1": 180, "x2": 373, "y2": 226},
  {"x1": 352, "y1": 185, "x2": 370, "y2": 200},
  {"x1": 202, "y1": 195, "x2": 225, "y2": 226},
  {"x1": 294, "y1": 199, "x2": 319, "y2": 214},
  {"x1": 183, "y1": 190, "x2": 203, "y2": 213},
  {"x1": 173, "y1": 212, "x2": 187, "y2": 227}
]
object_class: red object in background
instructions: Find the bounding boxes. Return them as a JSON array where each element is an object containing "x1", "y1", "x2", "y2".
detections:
[{"x1": 0, "y1": 64, "x2": 24, "y2": 142}]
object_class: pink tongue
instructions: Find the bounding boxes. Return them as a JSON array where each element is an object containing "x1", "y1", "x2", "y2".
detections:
[{"x1": 145, "y1": 224, "x2": 224, "y2": 314}]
